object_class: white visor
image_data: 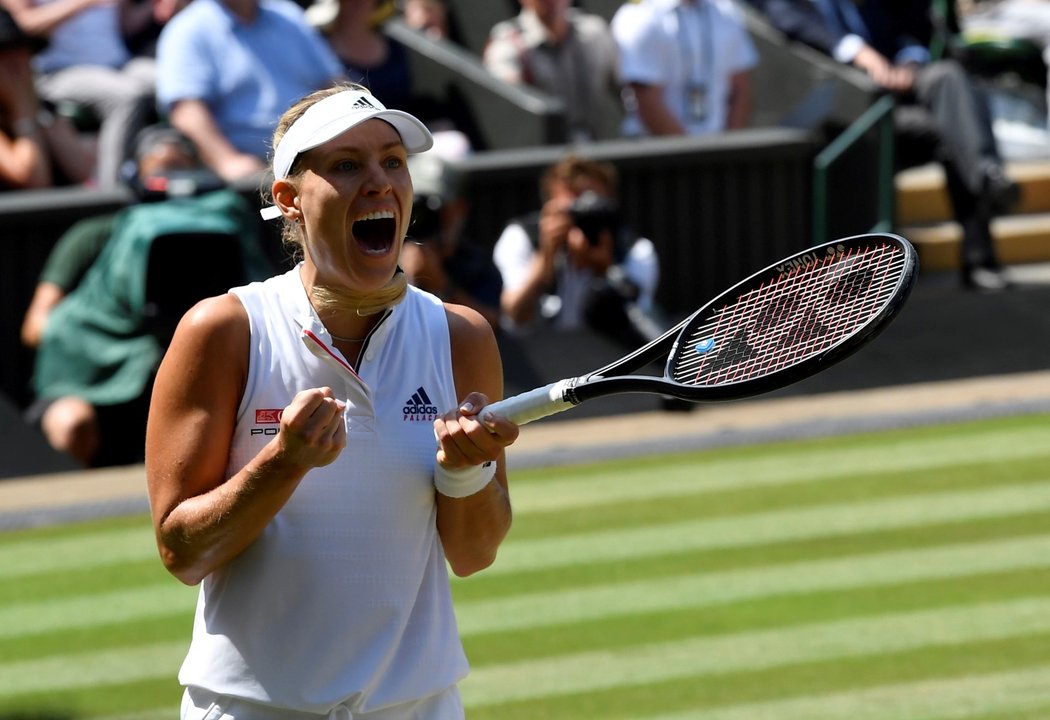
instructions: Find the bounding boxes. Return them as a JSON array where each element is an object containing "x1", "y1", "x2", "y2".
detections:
[{"x1": 260, "y1": 89, "x2": 434, "y2": 219}]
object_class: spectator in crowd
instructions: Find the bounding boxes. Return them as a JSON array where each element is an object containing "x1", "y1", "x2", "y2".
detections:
[
  {"x1": 751, "y1": 0, "x2": 1020, "y2": 291},
  {"x1": 123, "y1": 0, "x2": 190, "y2": 58},
  {"x1": 309, "y1": 0, "x2": 414, "y2": 107},
  {"x1": 1, "y1": 0, "x2": 158, "y2": 187},
  {"x1": 155, "y1": 0, "x2": 344, "y2": 182},
  {"x1": 311, "y1": 0, "x2": 476, "y2": 150},
  {"x1": 611, "y1": 0, "x2": 758, "y2": 137},
  {"x1": 483, "y1": 0, "x2": 623, "y2": 142},
  {"x1": 493, "y1": 154, "x2": 662, "y2": 348},
  {"x1": 22, "y1": 126, "x2": 271, "y2": 467},
  {"x1": 402, "y1": 0, "x2": 452, "y2": 41},
  {"x1": 402, "y1": 150, "x2": 503, "y2": 328},
  {"x1": 20, "y1": 125, "x2": 205, "y2": 347},
  {"x1": 0, "y1": 8, "x2": 92, "y2": 189}
]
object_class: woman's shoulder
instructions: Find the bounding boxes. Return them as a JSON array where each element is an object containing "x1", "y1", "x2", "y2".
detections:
[
  {"x1": 444, "y1": 302, "x2": 496, "y2": 360},
  {"x1": 444, "y1": 302, "x2": 501, "y2": 397},
  {"x1": 179, "y1": 292, "x2": 249, "y2": 339},
  {"x1": 160, "y1": 292, "x2": 250, "y2": 390},
  {"x1": 404, "y1": 284, "x2": 486, "y2": 335}
]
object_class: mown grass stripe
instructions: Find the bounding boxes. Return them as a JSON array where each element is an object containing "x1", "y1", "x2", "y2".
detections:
[
  {"x1": 476, "y1": 480, "x2": 1050, "y2": 577},
  {"x1": 0, "y1": 640, "x2": 186, "y2": 698},
  {"x1": 76, "y1": 665, "x2": 1050, "y2": 720},
  {"x1": 11, "y1": 596, "x2": 1050, "y2": 707},
  {"x1": 641, "y1": 664, "x2": 1050, "y2": 720},
  {"x1": 460, "y1": 595, "x2": 1050, "y2": 707},
  {"x1": 0, "y1": 582, "x2": 196, "y2": 640},
  {"x1": 464, "y1": 631, "x2": 1050, "y2": 720},
  {"x1": 6, "y1": 476, "x2": 1041, "y2": 583},
  {"x1": 0, "y1": 525, "x2": 155, "y2": 580},
  {"x1": 0, "y1": 615, "x2": 191, "y2": 667},
  {"x1": 0, "y1": 558, "x2": 175, "y2": 606},
  {"x1": 3, "y1": 416, "x2": 1047, "y2": 717},
  {"x1": 16, "y1": 533, "x2": 1041, "y2": 650},
  {"x1": 1, "y1": 676, "x2": 185, "y2": 719},
  {"x1": 20, "y1": 478, "x2": 1050, "y2": 584},
  {"x1": 97, "y1": 709, "x2": 181, "y2": 720},
  {"x1": 456, "y1": 534, "x2": 1050, "y2": 636},
  {"x1": 509, "y1": 424, "x2": 1050, "y2": 514}
]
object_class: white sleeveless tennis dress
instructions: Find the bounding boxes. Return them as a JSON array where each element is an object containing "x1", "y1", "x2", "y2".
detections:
[{"x1": 178, "y1": 265, "x2": 468, "y2": 718}]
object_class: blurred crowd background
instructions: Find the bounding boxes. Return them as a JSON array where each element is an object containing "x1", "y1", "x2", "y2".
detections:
[{"x1": 3, "y1": 0, "x2": 1050, "y2": 473}]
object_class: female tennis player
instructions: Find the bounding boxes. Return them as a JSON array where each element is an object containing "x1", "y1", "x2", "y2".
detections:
[{"x1": 145, "y1": 82, "x2": 518, "y2": 719}]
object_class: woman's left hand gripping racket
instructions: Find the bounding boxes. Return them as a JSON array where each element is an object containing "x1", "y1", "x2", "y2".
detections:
[{"x1": 481, "y1": 233, "x2": 918, "y2": 426}]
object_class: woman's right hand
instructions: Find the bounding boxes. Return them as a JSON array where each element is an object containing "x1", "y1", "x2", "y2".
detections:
[{"x1": 277, "y1": 387, "x2": 347, "y2": 469}]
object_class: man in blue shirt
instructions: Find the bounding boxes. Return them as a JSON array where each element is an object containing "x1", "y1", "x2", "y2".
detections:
[{"x1": 156, "y1": 0, "x2": 345, "y2": 182}]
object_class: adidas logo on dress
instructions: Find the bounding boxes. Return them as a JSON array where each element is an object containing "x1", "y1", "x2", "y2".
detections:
[{"x1": 403, "y1": 386, "x2": 438, "y2": 421}]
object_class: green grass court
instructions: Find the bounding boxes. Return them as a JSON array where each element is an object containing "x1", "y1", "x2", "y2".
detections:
[{"x1": 4, "y1": 412, "x2": 1050, "y2": 719}]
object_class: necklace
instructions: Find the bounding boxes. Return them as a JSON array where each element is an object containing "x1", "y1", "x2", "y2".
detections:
[{"x1": 329, "y1": 331, "x2": 369, "y2": 343}]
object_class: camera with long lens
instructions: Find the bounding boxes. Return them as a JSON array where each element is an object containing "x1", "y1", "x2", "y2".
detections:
[
  {"x1": 137, "y1": 169, "x2": 226, "y2": 201},
  {"x1": 567, "y1": 190, "x2": 621, "y2": 246},
  {"x1": 409, "y1": 194, "x2": 443, "y2": 243}
]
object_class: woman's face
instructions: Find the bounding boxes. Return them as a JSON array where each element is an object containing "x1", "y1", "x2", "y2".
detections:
[{"x1": 292, "y1": 119, "x2": 413, "y2": 293}]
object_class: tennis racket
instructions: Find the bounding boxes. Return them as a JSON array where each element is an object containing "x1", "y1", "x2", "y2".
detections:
[{"x1": 480, "y1": 233, "x2": 918, "y2": 426}]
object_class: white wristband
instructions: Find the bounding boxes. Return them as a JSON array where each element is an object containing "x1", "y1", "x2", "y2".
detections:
[{"x1": 434, "y1": 460, "x2": 496, "y2": 498}]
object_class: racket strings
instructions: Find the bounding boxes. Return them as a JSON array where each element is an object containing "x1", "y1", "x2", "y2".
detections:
[
  {"x1": 671, "y1": 242, "x2": 906, "y2": 386},
  {"x1": 705, "y1": 245, "x2": 900, "y2": 379}
]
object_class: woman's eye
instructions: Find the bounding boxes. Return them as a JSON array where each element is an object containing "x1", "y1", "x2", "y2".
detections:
[
  {"x1": 335, "y1": 159, "x2": 359, "y2": 171},
  {"x1": 384, "y1": 157, "x2": 404, "y2": 169}
]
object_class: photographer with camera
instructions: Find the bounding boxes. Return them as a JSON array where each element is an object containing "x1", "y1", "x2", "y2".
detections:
[
  {"x1": 401, "y1": 151, "x2": 504, "y2": 329},
  {"x1": 20, "y1": 126, "x2": 222, "y2": 349},
  {"x1": 493, "y1": 154, "x2": 661, "y2": 348},
  {"x1": 20, "y1": 124, "x2": 271, "y2": 467}
]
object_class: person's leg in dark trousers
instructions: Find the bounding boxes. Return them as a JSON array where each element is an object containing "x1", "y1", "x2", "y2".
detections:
[
  {"x1": 913, "y1": 61, "x2": 1003, "y2": 197},
  {"x1": 895, "y1": 61, "x2": 1016, "y2": 289}
]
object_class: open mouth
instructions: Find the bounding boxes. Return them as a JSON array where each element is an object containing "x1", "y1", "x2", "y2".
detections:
[{"x1": 352, "y1": 210, "x2": 397, "y2": 255}]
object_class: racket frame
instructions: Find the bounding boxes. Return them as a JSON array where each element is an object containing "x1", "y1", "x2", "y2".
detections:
[{"x1": 484, "y1": 233, "x2": 918, "y2": 424}]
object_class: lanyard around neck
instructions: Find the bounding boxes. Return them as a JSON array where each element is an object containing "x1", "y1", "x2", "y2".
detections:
[{"x1": 675, "y1": 1, "x2": 714, "y2": 87}]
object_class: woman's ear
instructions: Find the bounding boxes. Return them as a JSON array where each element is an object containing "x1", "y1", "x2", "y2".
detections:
[{"x1": 272, "y1": 179, "x2": 303, "y2": 222}]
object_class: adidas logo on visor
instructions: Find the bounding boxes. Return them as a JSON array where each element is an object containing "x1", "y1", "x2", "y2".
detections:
[{"x1": 352, "y1": 96, "x2": 377, "y2": 110}]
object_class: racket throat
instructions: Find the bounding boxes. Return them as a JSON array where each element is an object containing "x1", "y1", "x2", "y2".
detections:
[{"x1": 562, "y1": 378, "x2": 584, "y2": 406}]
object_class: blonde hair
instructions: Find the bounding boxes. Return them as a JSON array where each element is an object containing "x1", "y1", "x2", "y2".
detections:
[{"x1": 264, "y1": 82, "x2": 408, "y2": 316}]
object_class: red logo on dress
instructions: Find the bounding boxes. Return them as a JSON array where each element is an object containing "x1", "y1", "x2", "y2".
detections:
[{"x1": 255, "y1": 409, "x2": 282, "y2": 424}]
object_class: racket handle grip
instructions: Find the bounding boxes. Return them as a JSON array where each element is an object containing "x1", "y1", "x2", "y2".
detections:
[{"x1": 480, "y1": 381, "x2": 575, "y2": 426}]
